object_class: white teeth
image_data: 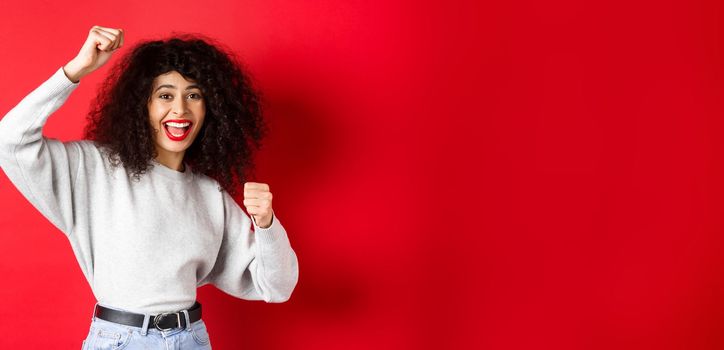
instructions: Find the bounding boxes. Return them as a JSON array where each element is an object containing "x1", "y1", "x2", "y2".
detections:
[{"x1": 165, "y1": 121, "x2": 191, "y2": 127}]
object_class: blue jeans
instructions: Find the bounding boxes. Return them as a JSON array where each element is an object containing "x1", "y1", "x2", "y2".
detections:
[{"x1": 81, "y1": 302, "x2": 212, "y2": 350}]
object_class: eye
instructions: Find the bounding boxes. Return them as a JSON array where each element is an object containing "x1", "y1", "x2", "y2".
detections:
[
  {"x1": 189, "y1": 93, "x2": 203, "y2": 100},
  {"x1": 159, "y1": 94, "x2": 172, "y2": 100}
]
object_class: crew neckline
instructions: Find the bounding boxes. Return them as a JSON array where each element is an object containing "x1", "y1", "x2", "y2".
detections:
[{"x1": 150, "y1": 158, "x2": 194, "y2": 182}]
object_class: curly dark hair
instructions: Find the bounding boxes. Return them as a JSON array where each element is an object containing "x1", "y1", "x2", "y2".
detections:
[{"x1": 83, "y1": 32, "x2": 268, "y2": 196}]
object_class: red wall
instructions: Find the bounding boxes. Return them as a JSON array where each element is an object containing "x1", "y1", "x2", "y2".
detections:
[{"x1": 2, "y1": 0, "x2": 724, "y2": 349}]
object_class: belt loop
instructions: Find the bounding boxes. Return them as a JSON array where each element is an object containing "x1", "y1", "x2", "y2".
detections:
[
  {"x1": 182, "y1": 309, "x2": 191, "y2": 331},
  {"x1": 91, "y1": 301, "x2": 99, "y2": 322},
  {"x1": 140, "y1": 313, "x2": 151, "y2": 336}
]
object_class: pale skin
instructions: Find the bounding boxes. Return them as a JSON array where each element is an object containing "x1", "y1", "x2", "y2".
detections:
[{"x1": 63, "y1": 25, "x2": 275, "y2": 228}]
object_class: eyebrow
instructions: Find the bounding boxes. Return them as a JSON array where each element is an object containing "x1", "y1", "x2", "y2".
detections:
[{"x1": 154, "y1": 84, "x2": 202, "y2": 92}]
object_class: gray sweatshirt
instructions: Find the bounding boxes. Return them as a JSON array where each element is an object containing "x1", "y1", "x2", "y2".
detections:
[{"x1": 0, "y1": 66, "x2": 299, "y2": 314}]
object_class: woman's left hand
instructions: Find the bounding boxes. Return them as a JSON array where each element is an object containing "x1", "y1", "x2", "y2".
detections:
[{"x1": 243, "y1": 182, "x2": 274, "y2": 229}]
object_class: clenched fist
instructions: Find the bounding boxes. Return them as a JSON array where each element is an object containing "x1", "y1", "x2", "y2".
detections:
[
  {"x1": 63, "y1": 25, "x2": 125, "y2": 83},
  {"x1": 243, "y1": 182, "x2": 274, "y2": 229}
]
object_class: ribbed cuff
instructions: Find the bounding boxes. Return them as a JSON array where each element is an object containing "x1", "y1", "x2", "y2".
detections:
[
  {"x1": 254, "y1": 212, "x2": 284, "y2": 245},
  {"x1": 47, "y1": 66, "x2": 80, "y2": 95}
]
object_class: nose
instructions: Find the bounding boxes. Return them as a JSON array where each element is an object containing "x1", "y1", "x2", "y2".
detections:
[{"x1": 171, "y1": 97, "x2": 189, "y2": 116}]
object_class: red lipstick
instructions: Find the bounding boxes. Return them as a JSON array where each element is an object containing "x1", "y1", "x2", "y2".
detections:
[{"x1": 162, "y1": 119, "x2": 193, "y2": 141}]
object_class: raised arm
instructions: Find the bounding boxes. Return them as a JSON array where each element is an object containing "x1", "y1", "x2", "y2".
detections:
[{"x1": 0, "y1": 26, "x2": 124, "y2": 236}]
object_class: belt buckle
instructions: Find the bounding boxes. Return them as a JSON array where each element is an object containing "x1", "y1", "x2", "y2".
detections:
[{"x1": 153, "y1": 312, "x2": 181, "y2": 331}]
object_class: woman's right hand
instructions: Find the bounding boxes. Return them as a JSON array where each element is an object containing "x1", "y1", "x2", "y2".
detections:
[{"x1": 63, "y1": 26, "x2": 124, "y2": 83}]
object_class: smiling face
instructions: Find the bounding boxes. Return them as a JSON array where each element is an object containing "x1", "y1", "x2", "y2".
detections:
[{"x1": 147, "y1": 71, "x2": 206, "y2": 164}]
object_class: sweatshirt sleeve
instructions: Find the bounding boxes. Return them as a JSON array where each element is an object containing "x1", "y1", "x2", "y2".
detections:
[
  {"x1": 200, "y1": 190, "x2": 300, "y2": 303},
  {"x1": 0, "y1": 66, "x2": 83, "y2": 236}
]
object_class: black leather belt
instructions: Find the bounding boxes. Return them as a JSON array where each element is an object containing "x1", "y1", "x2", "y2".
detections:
[{"x1": 94, "y1": 301, "x2": 202, "y2": 331}]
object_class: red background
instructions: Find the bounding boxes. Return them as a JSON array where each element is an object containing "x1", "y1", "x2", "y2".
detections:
[{"x1": 1, "y1": 0, "x2": 724, "y2": 349}]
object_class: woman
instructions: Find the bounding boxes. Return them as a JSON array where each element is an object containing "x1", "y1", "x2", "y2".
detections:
[{"x1": 0, "y1": 25, "x2": 299, "y2": 349}]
